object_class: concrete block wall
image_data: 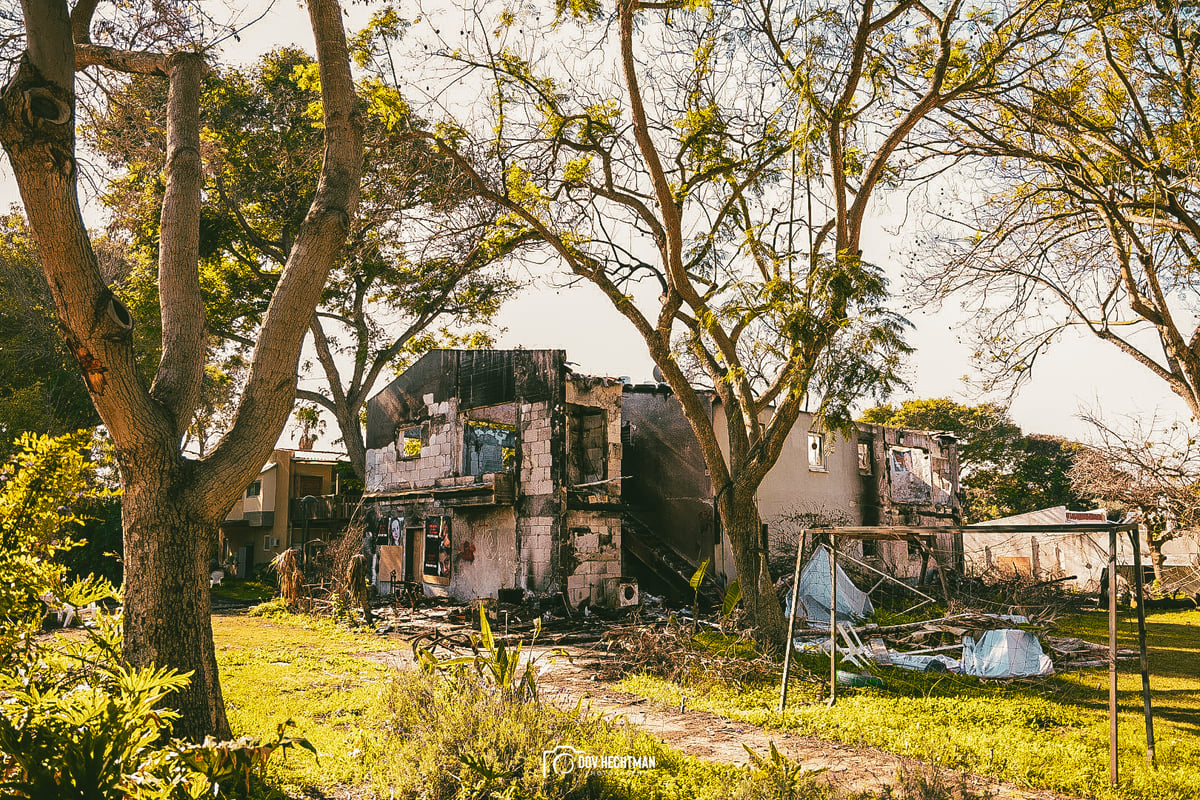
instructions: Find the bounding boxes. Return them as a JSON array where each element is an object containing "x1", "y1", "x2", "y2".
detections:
[
  {"x1": 563, "y1": 509, "x2": 623, "y2": 606},
  {"x1": 565, "y1": 379, "x2": 624, "y2": 501},
  {"x1": 365, "y1": 395, "x2": 461, "y2": 491},
  {"x1": 517, "y1": 400, "x2": 558, "y2": 592},
  {"x1": 449, "y1": 509, "x2": 519, "y2": 601}
]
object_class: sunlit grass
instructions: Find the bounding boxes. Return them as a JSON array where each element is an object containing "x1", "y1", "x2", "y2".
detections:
[
  {"x1": 618, "y1": 608, "x2": 1200, "y2": 800},
  {"x1": 213, "y1": 611, "x2": 394, "y2": 795},
  {"x1": 212, "y1": 611, "x2": 833, "y2": 799}
]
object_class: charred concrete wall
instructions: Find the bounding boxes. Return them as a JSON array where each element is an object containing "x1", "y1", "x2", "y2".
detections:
[
  {"x1": 621, "y1": 387, "x2": 716, "y2": 568},
  {"x1": 858, "y1": 424, "x2": 962, "y2": 577},
  {"x1": 362, "y1": 350, "x2": 625, "y2": 606},
  {"x1": 561, "y1": 378, "x2": 625, "y2": 606}
]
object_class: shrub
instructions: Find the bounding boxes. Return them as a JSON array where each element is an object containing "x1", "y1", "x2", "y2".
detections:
[{"x1": 0, "y1": 431, "x2": 113, "y2": 657}]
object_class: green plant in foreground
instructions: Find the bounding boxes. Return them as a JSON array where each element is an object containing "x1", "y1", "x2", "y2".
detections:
[
  {"x1": 174, "y1": 721, "x2": 317, "y2": 797},
  {"x1": 415, "y1": 606, "x2": 559, "y2": 702}
]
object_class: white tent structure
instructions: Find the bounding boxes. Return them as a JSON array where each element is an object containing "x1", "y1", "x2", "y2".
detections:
[
  {"x1": 961, "y1": 629, "x2": 1054, "y2": 678},
  {"x1": 786, "y1": 545, "x2": 874, "y2": 623}
]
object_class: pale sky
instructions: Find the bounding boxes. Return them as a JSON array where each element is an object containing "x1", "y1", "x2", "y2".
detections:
[{"x1": 2, "y1": 0, "x2": 1192, "y2": 447}]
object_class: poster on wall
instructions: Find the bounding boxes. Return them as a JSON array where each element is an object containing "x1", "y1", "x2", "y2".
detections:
[{"x1": 423, "y1": 516, "x2": 451, "y2": 580}]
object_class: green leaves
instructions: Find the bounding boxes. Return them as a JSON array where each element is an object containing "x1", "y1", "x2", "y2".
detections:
[
  {"x1": 721, "y1": 578, "x2": 742, "y2": 622},
  {"x1": 414, "y1": 606, "x2": 556, "y2": 704},
  {"x1": 0, "y1": 431, "x2": 115, "y2": 656}
]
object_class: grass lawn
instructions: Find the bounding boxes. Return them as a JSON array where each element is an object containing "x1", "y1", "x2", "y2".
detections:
[
  {"x1": 212, "y1": 610, "x2": 829, "y2": 799},
  {"x1": 619, "y1": 608, "x2": 1200, "y2": 800},
  {"x1": 212, "y1": 580, "x2": 277, "y2": 604},
  {"x1": 213, "y1": 610, "x2": 395, "y2": 795}
]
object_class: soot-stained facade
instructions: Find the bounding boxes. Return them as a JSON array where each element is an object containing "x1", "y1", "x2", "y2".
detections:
[
  {"x1": 363, "y1": 350, "x2": 963, "y2": 606},
  {"x1": 362, "y1": 350, "x2": 626, "y2": 607}
]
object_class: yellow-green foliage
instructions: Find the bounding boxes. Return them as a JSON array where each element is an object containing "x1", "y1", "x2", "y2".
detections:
[
  {"x1": 0, "y1": 431, "x2": 113, "y2": 654},
  {"x1": 367, "y1": 662, "x2": 817, "y2": 800},
  {"x1": 216, "y1": 612, "x2": 836, "y2": 799},
  {"x1": 621, "y1": 608, "x2": 1200, "y2": 800}
]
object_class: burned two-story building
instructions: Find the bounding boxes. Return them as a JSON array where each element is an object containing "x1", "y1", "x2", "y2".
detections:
[
  {"x1": 362, "y1": 349, "x2": 962, "y2": 607},
  {"x1": 362, "y1": 350, "x2": 628, "y2": 608}
]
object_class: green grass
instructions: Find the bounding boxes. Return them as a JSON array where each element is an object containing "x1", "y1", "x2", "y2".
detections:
[
  {"x1": 213, "y1": 611, "x2": 836, "y2": 799},
  {"x1": 212, "y1": 580, "x2": 277, "y2": 604},
  {"x1": 213, "y1": 611, "x2": 395, "y2": 795},
  {"x1": 619, "y1": 608, "x2": 1200, "y2": 800}
]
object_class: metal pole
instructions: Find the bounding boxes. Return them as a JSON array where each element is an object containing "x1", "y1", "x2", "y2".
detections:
[
  {"x1": 828, "y1": 534, "x2": 837, "y2": 706},
  {"x1": 1109, "y1": 527, "x2": 1119, "y2": 787},
  {"x1": 778, "y1": 529, "x2": 808, "y2": 713},
  {"x1": 1129, "y1": 526, "x2": 1155, "y2": 765}
]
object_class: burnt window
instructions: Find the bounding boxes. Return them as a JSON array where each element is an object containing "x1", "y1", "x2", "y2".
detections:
[
  {"x1": 857, "y1": 442, "x2": 872, "y2": 474},
  {"x1": 568, "y1": 405, "x2": 607, "y2": 485},
  {"x1": 889, "y1": 447, "x2": 932, "y2": 502},
  {"x1": 423, "y1": 516, "x2": 451, "y2": 583},
  {"x1": 464, "y1": 422, "x2": 516, "y2": 476},
  {"x1": 398, "y1": 426, "x2": 425, "y2": 460}
]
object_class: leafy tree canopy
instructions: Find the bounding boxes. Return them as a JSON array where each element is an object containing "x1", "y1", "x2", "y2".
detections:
[
  {"x1": 90, "y1": 45, "x2": 527, "y2": 473},
  {"x1": 860, "y1": 398, "x2": 1023, "y2": 473}
]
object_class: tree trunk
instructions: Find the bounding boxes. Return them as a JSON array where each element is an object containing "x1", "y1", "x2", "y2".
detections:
[
  {"x1": 121, "y1": 454, "x2": 229, "y2": 741},
  {"x1": 718, "y1": 487, "x2": 787, "y2": 645},
  {"x1": 1146, "y1": 535, "x2": 1167, "y2": 587},
  {"x1": 2, "y1": 0, "x2": 362, "y2": 743}
]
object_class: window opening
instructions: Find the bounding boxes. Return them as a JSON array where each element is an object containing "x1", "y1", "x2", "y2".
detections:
[
  {"x1": 808, "y1": 433, "x2": 826, "y2": 471},
  {"x1": 888, "y1": 446, "x2": 932, "y2": 502},
  {"x1": 464, "y1": 421, "x2": 516, "y2": 476},
  {"x1": 568, "y1": 405, "x2": 607, "y2": 485},
  {"x1": 857, "y1": 442, "x2": 872, "y2": 473},
  {"x1": 423, "y1": 516, "x2": 451, "y2": 583},
  {"x1": 245, "y1": 480, "x2": 261, "y2": 498},
  {"x1": 399, "y1": 426, "x2": 424, "y2": 460}
]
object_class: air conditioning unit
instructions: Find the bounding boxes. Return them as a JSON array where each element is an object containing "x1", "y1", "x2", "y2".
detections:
[{"x1": 264, "y1": 535, "x2": 280, "y2": 549}]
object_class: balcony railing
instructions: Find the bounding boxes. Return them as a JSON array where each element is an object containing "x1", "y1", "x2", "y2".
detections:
[{"x1": 289, "y1": 494, "x2": 360, "y2": 522}]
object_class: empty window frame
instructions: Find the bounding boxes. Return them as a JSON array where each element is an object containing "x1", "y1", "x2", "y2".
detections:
[
  {"x1": 245, "y1": 479, "x2": 262, "y2": 498},
  {"x1": 857, "y1": 442, "x2": 872, "y2": 474},
  {"x1": 423, "y1": 516, "x2": 451, "y2": 584},
  {"x1": 808, "y1": 433, "x2": 826, "y2": 471},
  {"x1": 464, "y1": 421, "x2": 516, "y2": 476},
  {"x1": 398, "y1": 425, "x2": 425, "y2": 460},
  {"x1": 567, "y1": 404, "x2": 607, "y2": 485},
  {"x1": 888, "y1": 446, "x2": 932, "y2": 502}
]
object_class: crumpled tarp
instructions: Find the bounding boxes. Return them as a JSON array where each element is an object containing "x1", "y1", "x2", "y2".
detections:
[
  {"x1": 785, "y1": 546, "x2": 874, "y2": 624},
  {"x1": 961, "y1": 629, "x2": 1054, "y2": 678}
]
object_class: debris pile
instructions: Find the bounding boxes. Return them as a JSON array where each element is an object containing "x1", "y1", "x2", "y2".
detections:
[{"x1": 787, "y1": 548, "x2": 1135, "y2": 679}]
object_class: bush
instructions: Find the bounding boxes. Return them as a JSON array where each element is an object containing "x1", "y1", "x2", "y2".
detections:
[
  {"x1": 0, "y1": 433, "x2": 314, "y2": 799},
  {"x1": 0, "y1": 431, "x2": 113, "y2": 657}
]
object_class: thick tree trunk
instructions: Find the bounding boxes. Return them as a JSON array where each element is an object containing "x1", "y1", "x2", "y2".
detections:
[
  {"x1": 2, "y1": 0, "x2": 362, "y2": 742},
  {"x1": 121, "y1": 455, "x2": 229, "y2": 740},
  {"x1": 719, "y1": 488, "x2": 787, "y2": 645}
]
